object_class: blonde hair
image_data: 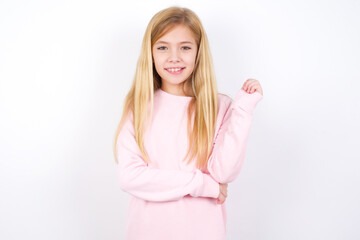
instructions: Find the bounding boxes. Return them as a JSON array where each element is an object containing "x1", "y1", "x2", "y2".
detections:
[{"x1": 113, "y1": 6, "x2": 218, "y2": 170}]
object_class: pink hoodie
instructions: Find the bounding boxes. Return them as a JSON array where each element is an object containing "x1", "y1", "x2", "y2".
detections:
[{"x1": 116, "y1": 88, "x2": 263, "y2": 240}]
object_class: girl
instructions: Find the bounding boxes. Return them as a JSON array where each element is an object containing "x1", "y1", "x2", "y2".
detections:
[{"x1": 113, "y1": 6, "x2": 263, "y2": 240}]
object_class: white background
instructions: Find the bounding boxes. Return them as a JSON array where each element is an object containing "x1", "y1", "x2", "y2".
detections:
[{"x1": 1, "y1": 0, "x2": 359, "y2": 239}]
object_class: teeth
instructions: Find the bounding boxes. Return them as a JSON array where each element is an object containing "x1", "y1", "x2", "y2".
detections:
[{"x1": 167, "y1": 68, "x2": 182, "y2": 72}]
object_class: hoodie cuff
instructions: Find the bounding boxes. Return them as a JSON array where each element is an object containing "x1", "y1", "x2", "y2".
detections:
[
  {"x1": 233, "y1": 89, "x2": 263, "y2": 114},
  {"x1": 191, "y1": 171, "x2": 219, "y2": 198}
]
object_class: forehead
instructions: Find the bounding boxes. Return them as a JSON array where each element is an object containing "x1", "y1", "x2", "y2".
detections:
[{"x1": 155, "y1": 24, "x2": 196, "y2": 44}]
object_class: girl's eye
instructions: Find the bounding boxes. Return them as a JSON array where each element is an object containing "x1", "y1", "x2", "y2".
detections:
[
  {"x1": 181, "y1": 46, "x2": 191, "y2": 50},
  {"x1": 157, "y1": 46, "x2": 167, "y2": 50}
]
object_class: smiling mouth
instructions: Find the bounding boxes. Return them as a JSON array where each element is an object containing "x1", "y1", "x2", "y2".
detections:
[{"x1": 165, "y1": 67, "x2": 185, "y2": 73}]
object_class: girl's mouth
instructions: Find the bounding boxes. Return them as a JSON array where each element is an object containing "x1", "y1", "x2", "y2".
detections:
[{"x1": 165, "y1": 67, "x2": 185, "y2": 75}]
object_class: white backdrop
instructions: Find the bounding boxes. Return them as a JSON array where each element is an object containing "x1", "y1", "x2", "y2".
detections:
[{"x1": 1, "y1": 0, "x2": 359, "y2": 239}]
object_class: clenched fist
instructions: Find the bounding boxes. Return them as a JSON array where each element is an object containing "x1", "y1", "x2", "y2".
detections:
[{"x1": 241, "y1": 78, "x2": 263, "y2": 96}]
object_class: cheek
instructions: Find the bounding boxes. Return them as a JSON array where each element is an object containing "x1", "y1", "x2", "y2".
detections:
[
  {"x1": 152, "y1": 56, "x2": 160, "y2": 70},
  {"x1": 187, "y1": 53, "x2": 197, "y2": 67},
  {"x1": 152, "y1": 55, "x2": 166, "y2": 76},
  {"x1": 153, "y1": 54, "x2": 165, "y2": 66}
]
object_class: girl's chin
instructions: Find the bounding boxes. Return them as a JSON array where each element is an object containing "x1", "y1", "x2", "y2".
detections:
[{"x1": 160, "y1": 73, "x2": 191, "y2": 82}]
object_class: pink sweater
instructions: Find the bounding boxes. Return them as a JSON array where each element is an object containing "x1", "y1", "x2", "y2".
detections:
[{"x1": 116, "y1": 88, "x2": 263, "y2": 240}]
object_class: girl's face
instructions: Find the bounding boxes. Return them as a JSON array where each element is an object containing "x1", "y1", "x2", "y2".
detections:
[{"x1": 152, "y1": 24, "x2": 197, "y2": 95}]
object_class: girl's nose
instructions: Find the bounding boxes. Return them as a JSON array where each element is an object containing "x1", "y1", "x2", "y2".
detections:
[{"x1": 168, "y1": 49, "x2": 180, "y2": 62}]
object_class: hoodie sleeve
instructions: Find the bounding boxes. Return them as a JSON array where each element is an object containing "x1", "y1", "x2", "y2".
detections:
[
  {"x1": 116, "y1": 113, "x2": 220, "y2": 202},
  {"x1": 207, "y1": 89, "x2": 263, "y2": 183}
]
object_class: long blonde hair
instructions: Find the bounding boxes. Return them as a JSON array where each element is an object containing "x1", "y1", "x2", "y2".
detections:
[{"x1": 113, "y1": 6, "x2": 218, "y2": 170}]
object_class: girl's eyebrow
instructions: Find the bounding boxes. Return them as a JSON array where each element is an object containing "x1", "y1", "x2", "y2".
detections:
[{"x1": 155, "y1": 41, "x2": 194, "y2": 45}]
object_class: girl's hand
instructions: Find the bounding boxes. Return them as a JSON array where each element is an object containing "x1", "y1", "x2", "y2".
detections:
[
  {"x1": 241, "y1": 78, "x2": 263, "y2": 96},
  {"x1": 216, "y1": 183, "x2": 228, "y2": 204}
]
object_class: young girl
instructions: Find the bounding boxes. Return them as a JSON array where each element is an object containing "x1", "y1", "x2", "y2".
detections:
[{"x1": 113, "y1": 6, "x2": 263, "y2": 240}]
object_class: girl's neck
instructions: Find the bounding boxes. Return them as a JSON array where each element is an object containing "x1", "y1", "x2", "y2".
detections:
[{"x1": 160, "y1": 81, "x2": 194, "y2": 98}]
